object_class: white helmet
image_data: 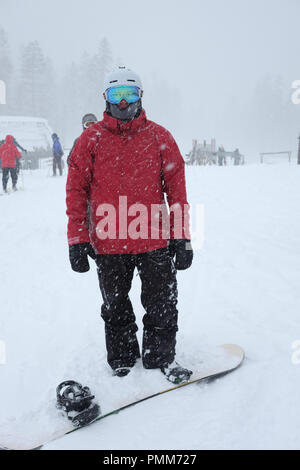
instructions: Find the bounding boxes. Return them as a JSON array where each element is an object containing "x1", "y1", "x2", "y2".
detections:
[{"x1": 103, "y1": 66, "x2": 143, "y2": 94}]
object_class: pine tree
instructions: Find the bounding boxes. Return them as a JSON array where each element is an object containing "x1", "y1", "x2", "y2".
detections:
[
  {"x1": 97, "y1": 37, "x2": 113, "y2": 90},
  {"x1": 59, "y1": 37, "x2": 113, "y2": 142},
  {"x1": 59, "y1": 61, "x2": 83, "y2": 142},
  {"x1": 17, "y1": 41, "x2": 48, "y2": 117},
  {"x1": 85, "y1": 37, "x2": 113, "y2": 115},
  {"x1": 41, "y1": 57, "x2": 57, "y2": 123}
]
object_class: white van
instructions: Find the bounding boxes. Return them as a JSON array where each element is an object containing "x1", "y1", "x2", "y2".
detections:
[{"x1": 0, "y1": 116, "x2": 54, "y2": 151}]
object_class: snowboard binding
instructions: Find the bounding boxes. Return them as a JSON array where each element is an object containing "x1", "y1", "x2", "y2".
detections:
[
  {"x1": 56, "y1": 381, "x2": 101, "y2": 427},
  {"x1": 161, "y1": 363, "x2": 193, "y2": 385}
]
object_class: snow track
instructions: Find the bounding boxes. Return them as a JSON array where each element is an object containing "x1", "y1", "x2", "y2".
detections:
[{"x1": 0, "y1": 165, "x2": 299, "y2": 450}]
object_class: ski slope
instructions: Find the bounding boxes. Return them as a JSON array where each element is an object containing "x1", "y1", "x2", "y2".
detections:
[{"x1": 0, "y1": 163, "x2": 300, "y2": 450}]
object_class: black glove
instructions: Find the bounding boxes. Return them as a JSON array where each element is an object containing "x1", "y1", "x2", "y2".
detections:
[
  {"x1": 69, "y1": 243, "x2": 96, "y2": 273},
  {"x1": 168, "y1": 239, "x2": 193, "y2": 271}
]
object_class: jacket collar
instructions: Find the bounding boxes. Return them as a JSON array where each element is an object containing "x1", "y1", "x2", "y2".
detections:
[{"x1": 102, "y1": 109, "x2": 147, "y2": 134}]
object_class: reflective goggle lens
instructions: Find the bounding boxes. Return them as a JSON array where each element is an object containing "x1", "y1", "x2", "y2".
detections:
[
  {"x1": 84, "y1": 121, "x2": 96, "y2": 129},
  {"x1": 106, "y1": 86, "x2": 140, "y2": 104}
]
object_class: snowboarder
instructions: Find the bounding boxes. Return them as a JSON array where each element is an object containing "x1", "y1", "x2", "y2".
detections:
[
  {"x1": 52, "y1": 133, "x2": 64, "y2": 176},
  {"x1": 66, "y1": 66, "x2": 193, "y2": 383},
  {"x1": 67, "y1": 113, "x2": 97, "y2": 166},
  {"x1": 0, "y1": 135, "x2": 22, "y2": 192}
]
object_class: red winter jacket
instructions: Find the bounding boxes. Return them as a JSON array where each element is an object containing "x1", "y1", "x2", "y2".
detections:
[
  {"x1": 66, "y1": 110, "x2": 190, "y2": 255},
  {"x1": 0, "y1": 135, "x2": 21, "y2": 168}
]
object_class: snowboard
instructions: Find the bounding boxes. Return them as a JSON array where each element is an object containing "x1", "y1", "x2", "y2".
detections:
[{"x1": 0, "y1": 344, "x2": 244, "y2": 450}]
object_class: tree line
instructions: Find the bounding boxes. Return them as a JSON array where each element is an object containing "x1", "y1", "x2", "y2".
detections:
[
  {"x1": 1, "y1": 25, "x2": 299, "y2": 158},
  {"x1": 0, "y1": 27, "x2": 113, "y2": 145}
]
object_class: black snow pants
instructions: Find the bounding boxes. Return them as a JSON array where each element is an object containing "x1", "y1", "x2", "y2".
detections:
[
  {"x1": 96, "y1": 248, "x2": 178, "y2": 370},
  {"x1": 2, "y1": 167, "x2": 18, "y2": 191},
  {"x1": 53, "y1": 156, "x2": 62, "y2": 176}
]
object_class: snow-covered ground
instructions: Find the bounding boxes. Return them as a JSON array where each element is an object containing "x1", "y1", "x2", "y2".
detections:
[{"x1": 0, "y1": 163, "x2": 300, "y2": 450}]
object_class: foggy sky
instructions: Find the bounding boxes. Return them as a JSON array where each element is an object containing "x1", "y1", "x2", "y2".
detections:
[{"x1": 1, "y1": 0, "x2": 300, "y2": 157}]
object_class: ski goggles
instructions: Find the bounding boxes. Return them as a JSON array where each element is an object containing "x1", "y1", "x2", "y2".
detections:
[
  {"x1": 83, "y1": 121, "x2": 96, "y2": 129},
  {"x1": 105, "y1": 85, "x2": 141, "y2": 104}
]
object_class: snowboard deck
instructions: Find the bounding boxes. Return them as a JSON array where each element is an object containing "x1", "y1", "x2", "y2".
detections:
[{"x1": 0, "y1": 344, "x2": 244, "y2": 450}]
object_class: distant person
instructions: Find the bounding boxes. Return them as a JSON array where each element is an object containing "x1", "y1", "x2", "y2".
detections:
[
  {"x1": 0, "y1": 137, "x2": 27, "y2": 175},
  {"x1": 0, "y1": 137, "x2": 27, "y2": 152},
  {"x1": 52, "y1": 133, "x2": 64, "y2": 176},
  {"x1": 218, "y1": 146, "x2": 226, "y2": 166},
  {"x1": 233, "y1": 148, "x2": 241, "y2": 166},
  {"x1": 67, "y1": 114, "x2": 97, "y2": 166},
  {"x1": 0, "y1": 135, "x2": 22, "y2": 193}
]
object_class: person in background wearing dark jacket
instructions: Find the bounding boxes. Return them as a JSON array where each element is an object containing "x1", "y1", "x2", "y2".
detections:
[
  {"x1": 0, "y1": 135, "x2": 22, "y2": 192},
  {"x1": 67, "y1": 113, "x2": 97, "y2": 166},
  {"x1": 52, "y1": 133, "x2": 64, "y2": 176},
  {"x1": 218, "y1": 145, "x2": 226, "y2": 166},
  {"x1": 233, "y1": 148, "x2": 241, "y2": 166}
]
